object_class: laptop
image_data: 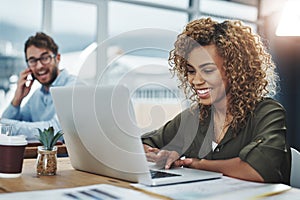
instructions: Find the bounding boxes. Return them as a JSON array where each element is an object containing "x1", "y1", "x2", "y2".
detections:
[{"x1": 51, "y1": 85, "x2": 222, "y2": 186}]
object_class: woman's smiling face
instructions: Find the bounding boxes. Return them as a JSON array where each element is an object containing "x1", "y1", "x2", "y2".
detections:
[{"x1": 186, "y1": 45, "x2": 228, "y2": 106}]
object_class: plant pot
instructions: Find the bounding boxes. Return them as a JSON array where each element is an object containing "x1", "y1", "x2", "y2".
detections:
[{"x1": 36, "y1": 146, "x2": 57, "y2": 176}]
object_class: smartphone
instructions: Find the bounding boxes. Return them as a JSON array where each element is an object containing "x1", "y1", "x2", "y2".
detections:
[{"x1": 25, "y1": 72, "x2": 35, "y2": 87}]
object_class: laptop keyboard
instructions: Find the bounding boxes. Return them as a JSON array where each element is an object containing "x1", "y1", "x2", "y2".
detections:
[{"x1": 150, "y1": 170, "x2": 181, "y2": 179}]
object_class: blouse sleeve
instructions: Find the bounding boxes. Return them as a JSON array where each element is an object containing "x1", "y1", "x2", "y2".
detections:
[
  {"x1": 239, "y1": 98, "x2": 291, "y2": 183},
  {"x1": 141, "y1": 111, "x2": 182, "y2": 151},
  {"x1": 141, "y1": 108, "x2": 200, "y2": 155}
]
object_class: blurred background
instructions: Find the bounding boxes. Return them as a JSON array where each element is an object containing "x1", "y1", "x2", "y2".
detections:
[{"x1": 1, "y1": 0, "x2": 299, "y2": 150}]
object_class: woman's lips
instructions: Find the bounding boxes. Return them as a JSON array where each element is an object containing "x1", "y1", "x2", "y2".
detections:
[{"x1": 196, "y1": 88, "x2": 211, "y2": 99}]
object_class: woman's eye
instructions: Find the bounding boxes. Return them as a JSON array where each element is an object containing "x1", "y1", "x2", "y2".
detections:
[
  {"x1": 202, "y1": 68, "x2": 215, "y2": 74},
  {"x1": 187, "y1": 68, "x2": 195, "y2": 74}
]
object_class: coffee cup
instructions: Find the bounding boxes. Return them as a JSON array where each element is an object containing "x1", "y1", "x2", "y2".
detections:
[{"x1": 0, "y1": 134, "x2": 28, "y2": 178}]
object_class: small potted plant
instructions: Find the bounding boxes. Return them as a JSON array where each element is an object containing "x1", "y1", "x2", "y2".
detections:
[{"x1": 36, "y1": 127, "x2": 63, "y2": 176}]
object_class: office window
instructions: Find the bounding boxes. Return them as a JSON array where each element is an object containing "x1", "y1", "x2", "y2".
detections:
[
  {"x1": 199, "y1": 0, "x2": 258, "y2": 32},
  {"x1": 109, "y1": 2, "x2": 187, "y2": 36},
  {"x1": 0, "y1": 0, "x2": 42, "y2": 52},
  {"x1": 105, "y1": 1, "x2": 187, "y2": 90},
  {"x1": 50, "y1": 1, "x2": 98, "y2": 79},
  {"x1": 0, "y1": 0, "x2": 42, "y2": 112},
  {"x1": 52, "y1": 1, "x2": 97, "y2": 53},
  {"x1": 107, "y1": 0, "x2": 187, "y2": 65},
  {"x1": 105, "y1": 1, "x2": 190, "y2": 129},
  {"x1": 199, "y1": 0, "x2": 258, "y2": 22},
  {"x1": 128, "y1": 0, "x2": 189, "y2": 8},
  {"x1": 106, "y1": 1, "x2": 187, "y2": 85}
]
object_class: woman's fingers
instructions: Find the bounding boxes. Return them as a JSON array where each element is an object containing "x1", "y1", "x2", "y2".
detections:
[
  {"x1": 146, "y1": 152, "x2": 158, "y2": 162},
  {"x1": 174, "y1": 158, "x2": 194, "y2": 167},
  {"x1": 145, "y1": 148, "x2": 183, "y2": 169},
  {"x1": 164, "y1": 151, "x2": 180, "y2": 169},
  {"x1": 147, "y1": 147, "x2": 160, "y2": 153}
]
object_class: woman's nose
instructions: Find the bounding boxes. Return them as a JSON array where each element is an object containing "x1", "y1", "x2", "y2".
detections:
[{"x1": 192, "y1": 72, "x2": 205, "y2": 85}]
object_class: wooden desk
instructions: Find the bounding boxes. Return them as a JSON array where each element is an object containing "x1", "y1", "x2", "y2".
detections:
[
  {"x1": 1, "y1": 158, "x2": 299, "y2": 199},
  {"x1": 0, "y1": 158, "x2": 167, "y2": 199},
  {"x1": 0, "y1": 158, "x2": 133, "y2": 193}
]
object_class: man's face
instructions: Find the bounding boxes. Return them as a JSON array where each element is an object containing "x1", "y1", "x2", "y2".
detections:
[{"x1": 26, "y1": 45, "x2": 60, "y2": 87}]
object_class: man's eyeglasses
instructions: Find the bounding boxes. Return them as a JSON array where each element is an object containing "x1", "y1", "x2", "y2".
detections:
[{"x1": 26, "y1": 54, "x2": 56, "y2": 67}]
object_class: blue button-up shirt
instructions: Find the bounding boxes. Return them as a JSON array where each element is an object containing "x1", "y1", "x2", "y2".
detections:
[{"x1": 1, "y1": 69, "x2": 79, "y2": 140}]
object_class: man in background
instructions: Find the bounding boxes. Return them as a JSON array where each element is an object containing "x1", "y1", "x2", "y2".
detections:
[{"x1": 1, "y1": 32, "x2": 79, "y2": 140}]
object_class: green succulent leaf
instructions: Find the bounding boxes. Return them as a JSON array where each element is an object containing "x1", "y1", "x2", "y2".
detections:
[
  {"x1": 36, "y1": 127, "x2": 64, "y2": 150},
  {"x1": 50, "y1": 130, "x2": 64, "y2": 148}
]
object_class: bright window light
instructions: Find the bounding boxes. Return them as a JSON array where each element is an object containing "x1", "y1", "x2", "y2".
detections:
[{"x1": 276, "y1": 0, "x2": 300, "y2": 36}]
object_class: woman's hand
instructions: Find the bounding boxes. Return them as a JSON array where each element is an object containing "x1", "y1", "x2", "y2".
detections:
[
  {"x1": 173, "y1": 158, "x2": 199, "y2": 168},
  {"x1": 143, "y1": 144, "x2": 180, "y2": 169},
  {"x1": 144, "y1": 145, "x2": 160, "y2": 162}
]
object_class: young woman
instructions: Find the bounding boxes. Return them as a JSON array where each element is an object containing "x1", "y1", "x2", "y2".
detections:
[{"x1": 142, "y1": 17, "x2": 291, "y2": 184}]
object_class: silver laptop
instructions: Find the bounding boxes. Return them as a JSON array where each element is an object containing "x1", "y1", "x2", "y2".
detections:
[{"x1": 51, "y1": 85, "x2": 222, "y2": 186}]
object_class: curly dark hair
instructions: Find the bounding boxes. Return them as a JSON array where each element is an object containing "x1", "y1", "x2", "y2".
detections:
[{"x1": 168, "y1": 17, "x2": 279, "y2": 131}]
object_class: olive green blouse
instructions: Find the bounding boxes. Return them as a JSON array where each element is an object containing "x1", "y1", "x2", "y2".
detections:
[{"x1": 142, "y1": 98, "x2": 291, "y2": 185}]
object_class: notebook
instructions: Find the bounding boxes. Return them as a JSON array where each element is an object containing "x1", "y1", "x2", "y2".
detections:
[{"x1": 51, "y1": 85, "x2": 222, "y2": 186}]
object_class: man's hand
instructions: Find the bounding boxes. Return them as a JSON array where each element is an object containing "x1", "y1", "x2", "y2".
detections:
[{"x1": 12, "y1": 68, "x2": 34, "y2": 107}]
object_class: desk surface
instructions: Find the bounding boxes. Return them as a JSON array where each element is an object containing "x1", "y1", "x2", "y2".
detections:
[
  {"x1": 0, "y1": 158, "x2": 167, "y2": 199},
  {"x1": 0, "y1": 158, "x2": 299, "y2": 200},
  {"x1": 0, "y1": 158, "x2": 122, "y2": 193},
  {"x1": 0, "y1": 158, "x2": 128, "y2": 193}
]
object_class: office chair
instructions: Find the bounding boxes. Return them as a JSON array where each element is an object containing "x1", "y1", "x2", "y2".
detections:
[{"x1": 291, "y1": 147, "x2": 300, "y2": 188}]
